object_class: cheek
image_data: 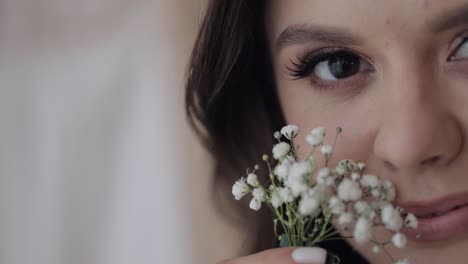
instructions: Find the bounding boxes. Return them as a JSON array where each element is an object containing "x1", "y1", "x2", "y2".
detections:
[{"x1": 277, "y1": 83, "x2": 379, "y2": 166}]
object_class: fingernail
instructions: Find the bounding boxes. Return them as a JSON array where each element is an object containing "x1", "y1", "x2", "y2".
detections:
[{"x1": 291, "y1": 247, "x2": 327, "y2": 264}]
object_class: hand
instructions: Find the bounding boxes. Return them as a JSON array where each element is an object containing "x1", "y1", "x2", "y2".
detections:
[{"x1": 218, "y1": 247, "x2": 327, "y2": 264}]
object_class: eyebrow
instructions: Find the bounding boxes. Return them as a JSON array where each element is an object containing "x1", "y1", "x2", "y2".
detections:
[
  {"x1": 430, "y1": 3, "x2": 468, "y2": 33},
  {"x1": 275, "y1": 24, "x2": 364, "y2": 52}
]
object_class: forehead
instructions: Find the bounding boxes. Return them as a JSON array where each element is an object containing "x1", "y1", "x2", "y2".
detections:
[{"x1": 266, "y1": 0, "x2": 467, "y2": 44}]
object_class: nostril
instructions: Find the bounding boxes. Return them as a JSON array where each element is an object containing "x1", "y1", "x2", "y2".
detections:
[
  {"x1": 383, "y1": 160, "x2": 397, "y2": 171},
  {"x1": 421, "y1": 155, "x2": 440, "y2": 166}
]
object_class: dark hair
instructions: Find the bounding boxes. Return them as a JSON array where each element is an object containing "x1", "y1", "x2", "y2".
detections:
[{"x1": 185, "y1": 1, "x2": 369, "y2": 262}]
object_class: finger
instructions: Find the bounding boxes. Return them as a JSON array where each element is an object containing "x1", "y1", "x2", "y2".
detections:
[{"x1": 219, "y1": 247, "x2": 327, "y2": 264}]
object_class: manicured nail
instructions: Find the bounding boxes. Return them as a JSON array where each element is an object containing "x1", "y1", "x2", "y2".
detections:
[{"x1": 291, "y1": 247, "x2": 327, "y2": 264}]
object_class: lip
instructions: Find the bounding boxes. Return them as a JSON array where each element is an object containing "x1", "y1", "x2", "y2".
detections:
[{"x1": 398, "y1": 191, "x2": 468, "y2": 241}]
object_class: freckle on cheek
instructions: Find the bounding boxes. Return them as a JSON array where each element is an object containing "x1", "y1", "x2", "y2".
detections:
[{"x1": 385, "y1": 18, "x2": 391, "y2": 26}]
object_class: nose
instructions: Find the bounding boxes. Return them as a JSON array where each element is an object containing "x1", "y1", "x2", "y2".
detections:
[{"x1": 373, "y1": 67, "x2": 463, "y2": 173}]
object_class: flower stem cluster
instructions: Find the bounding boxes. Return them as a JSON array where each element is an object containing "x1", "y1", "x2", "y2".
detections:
[{"x1": 232, "y1": 125, "x2": 418, "y2": 264}]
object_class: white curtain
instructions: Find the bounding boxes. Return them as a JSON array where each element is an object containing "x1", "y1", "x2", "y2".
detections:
[{"x1": 0, "y1": 1, "x2": 241, "y2": 263}]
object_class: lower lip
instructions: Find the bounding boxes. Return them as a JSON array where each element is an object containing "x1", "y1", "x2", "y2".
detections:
[{"x1": 403, "y1": 203, "x2": 468, "y2": 241}]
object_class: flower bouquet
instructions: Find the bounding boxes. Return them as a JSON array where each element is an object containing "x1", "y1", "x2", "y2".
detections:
[{"x1": 232, "y1": 125, "x2": 418, "y2": 264}]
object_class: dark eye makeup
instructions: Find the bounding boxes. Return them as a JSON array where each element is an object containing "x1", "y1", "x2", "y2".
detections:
[{"x1": 286, "y1": 48, "x2": 374, "y2": 92}]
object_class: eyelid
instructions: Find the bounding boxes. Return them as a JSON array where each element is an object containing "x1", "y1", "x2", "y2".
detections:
[
  {"x1": 448, "y1": 31, "x2": 468, "y2": 61},
  {"x1": 286, "y1": 46, "x2": 375, "y2": 80}
]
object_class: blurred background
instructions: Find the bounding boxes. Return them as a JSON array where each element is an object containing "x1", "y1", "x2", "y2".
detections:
[{"x1": 0, "y1": 0, "x2": 242, "y2": 263}]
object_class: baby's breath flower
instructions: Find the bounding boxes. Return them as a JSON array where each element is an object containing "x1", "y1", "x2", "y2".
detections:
[
  {"x1": 252, "y1": 188, "x2": 266, "y2": 202},
  {"x1": 272, "y1": 142, "x2": 291, "y2": 160},
  {"x1": 371, "y1": 188, "x2": 381, "y2": 198},
  {"x1": 271, "y1": 191, "x2": 283, "y2": 208},
  {"x1": 247, "y1": 173, "x2": 259, "y2": 186},
  {"x1": 357, "y1": 162, "x2": 366, "y2": 171},
  {"x1": 382, "y1": 204, "x2": 404, "y2": 232},
  {"x1": 354, "y1": 200, "x2": 370, "y2": 215},
  {"x1": 351, "y1": 172, "x2": 360, "y2": 181},
  {"x1": 360, "y1": 174, "x2": 379, "y2": 188},
  {"x1": 273, "y1": 131, "x2": 281, "y2": 140},
  {"x1": 232, "y1": 124, "x2": 415, "y2": 264},
  {"x1": 383, "y1": 180, "x2": 396, "y2": 201},
  {"x1": 299, "y1": 195, "x2": 320, "y2": 216},
  {"x1": 306, "y1": 134, "x2": 323, "y2": 146},
  {"x1": 338, "y1": 159, "x2": 357, "y2": 172},
  {"x1": 338, "y1": 178, "x2": 363, "y2": 202},
  {"x1": 392, "y1": 233, "x2": 407, "y2": 248},
  {"x1": 316, "y1": 167, "x2": 333, "y2": 185},
  {"x1": 311, "y1": 127, "x2": 326, "y2": 137},
  {"x1": 249, "y1": 198, "x2": 262, "y2": 211},
  {"x1": 279, "y1": 187, "x2": 294, "y2": 203},
  {"x1": 287, "y1": 161, "x2": 311, "y2": 197},
  {"x1": 232, "y1": 177, "x2": 249, "y2": 200},
  {"x1": 354, "y1": 217, "x2": 372, "y2": 244},
  {"x1": 338, "y1": 212, "x2": 354, "y2": 226},
  {"x1": 372, "y1": 244, "x2": 381, "y2": 253},
  {"x1": 329, "y1": 196, "x2": 345, "y2": 215},
  {"x1": 274, "y1": 160, "x2": 291, "y2": 181},
  {"x1": 405, "y1": 213, "x2": 418, "y2": 229},
  {"x1": 321, "y1": 144, "x2": 333, "y2": 158},
  {"x1": 280, "y1": 125, "x2": 299, "y2": 140}
]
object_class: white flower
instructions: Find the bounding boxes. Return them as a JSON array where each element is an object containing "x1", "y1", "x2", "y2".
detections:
[
  {"x1": 357, "y1": 162, "x2": 367, "y2": 171},
  {"x1": 252, "y1": 188, "x2": 266, "y2": 202},
  {"x1": 281, "y1": 125, "x2": 299, "y2": 139},
  {"x1": 372, "y1": 245, "x2": 381, "y2": 253},
  {"x1": 311, "y1": 127, "x2": 326, "y2": 137},
  {"x1": 287, "y1": 161, "x2": 311, "y2": 197},
  {"x1": 392, "y1": 233, "x2": 407, "y2": 248},
  {"x1": 249, "y1": 198, "x2": 262, "y2": 211},
  {"x1": 381, "y1": 204, "x2": 404, "y2": 232},
  {"x1": 321, "y1": 144, "x2": 333, "y2": 157},
  {"x1": 360, "y1": 174, "x2": 379, "y2": 188},
  {"x1": 394, "y1": 259, "x2": 410, "y2": 264},
  {"x1": 337, "y1": 178, "x2": 362, "y2": 202},
  {"x1": 338, "y1": 212, "x2": 354, "y2": 225},
  {"x1": 337, "y1": 159, "x2": 357, "y2": 172},
  {"x1": 335, "y1": 164, "x2": 346, "y2": 175},
  {"x1": 329, "y1": 196, "x2": 345, "y2": 215},
  {"x1": 232, "y1": 177, "x2": 249, "y2": 200},
  {"x1": 271, "y1": 191, "x2": 283, "y2": 208},
  {"x1": 351, "y1": 172, "x2": 360, "y2": 181},
  {"x1": 371, "y1": 188, "x2": 381, "y2": 198},
  {"x1": 299, "y1": 195, "x2": 320, "y2": 216},
  {"x1": 316, "y1": 167, "x2": 333, "y2": 185},
  {"x1": 289, "y1": 181, "x2": 308, "y2": 197},
  {"x1": 354, "y1": 200, "x2": 369, "y2": 214},
  {"x1": 353, "y1": 217, "x2": 372, "y2": 244},
  {"x1": 247, "y1": 173, "x2": 259, "y2": 186},
  {"x1": 405, "y1": 213, "x2": 418, "y2": 229},
  {"x1": 383, "y1": 180, "x2": 396, "y2": 201},
  {"x1": 306, "y1": 134, "x2": 323, "y2": 146},
  {"x1": 272, "y1": 142, "x2": 291, "y2": 160},
  {"x1": 274, "y1": 160, "x2": 291, "y2": 181},
  {"x1": 279, "y1": 187, "x2": 294, "y2": 203}
]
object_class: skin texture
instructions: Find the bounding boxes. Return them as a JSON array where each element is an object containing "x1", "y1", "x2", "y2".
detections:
[{"x1": 263, "y1": 0, "x2": 468, "y2": 263}]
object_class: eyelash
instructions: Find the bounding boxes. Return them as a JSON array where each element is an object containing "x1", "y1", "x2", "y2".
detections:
[
  {"x1": 287, "y1": 48, "x2": 344, "y2": 80},
  {"x1": 286, "y1": 48, "x2": 373, "y2": 92}
]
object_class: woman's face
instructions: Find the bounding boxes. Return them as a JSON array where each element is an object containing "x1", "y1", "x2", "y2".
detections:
[{"x1": 266, "y1": 0, "x2": 468, "y2": 263}]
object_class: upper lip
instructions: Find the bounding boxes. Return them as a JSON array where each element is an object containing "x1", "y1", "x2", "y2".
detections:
[{"x1": 397, "y1": 191, "x2": 468, "y2": 218}]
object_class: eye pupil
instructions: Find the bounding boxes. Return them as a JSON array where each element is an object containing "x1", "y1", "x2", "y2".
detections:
[{"x1": 328, "y1": 52, "x2": 360, "y2": 79}]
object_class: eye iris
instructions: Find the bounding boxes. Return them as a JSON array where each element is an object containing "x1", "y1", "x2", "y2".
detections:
[{"x1": 328, "y1": 52, "x2": 360, "y2": 79}]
